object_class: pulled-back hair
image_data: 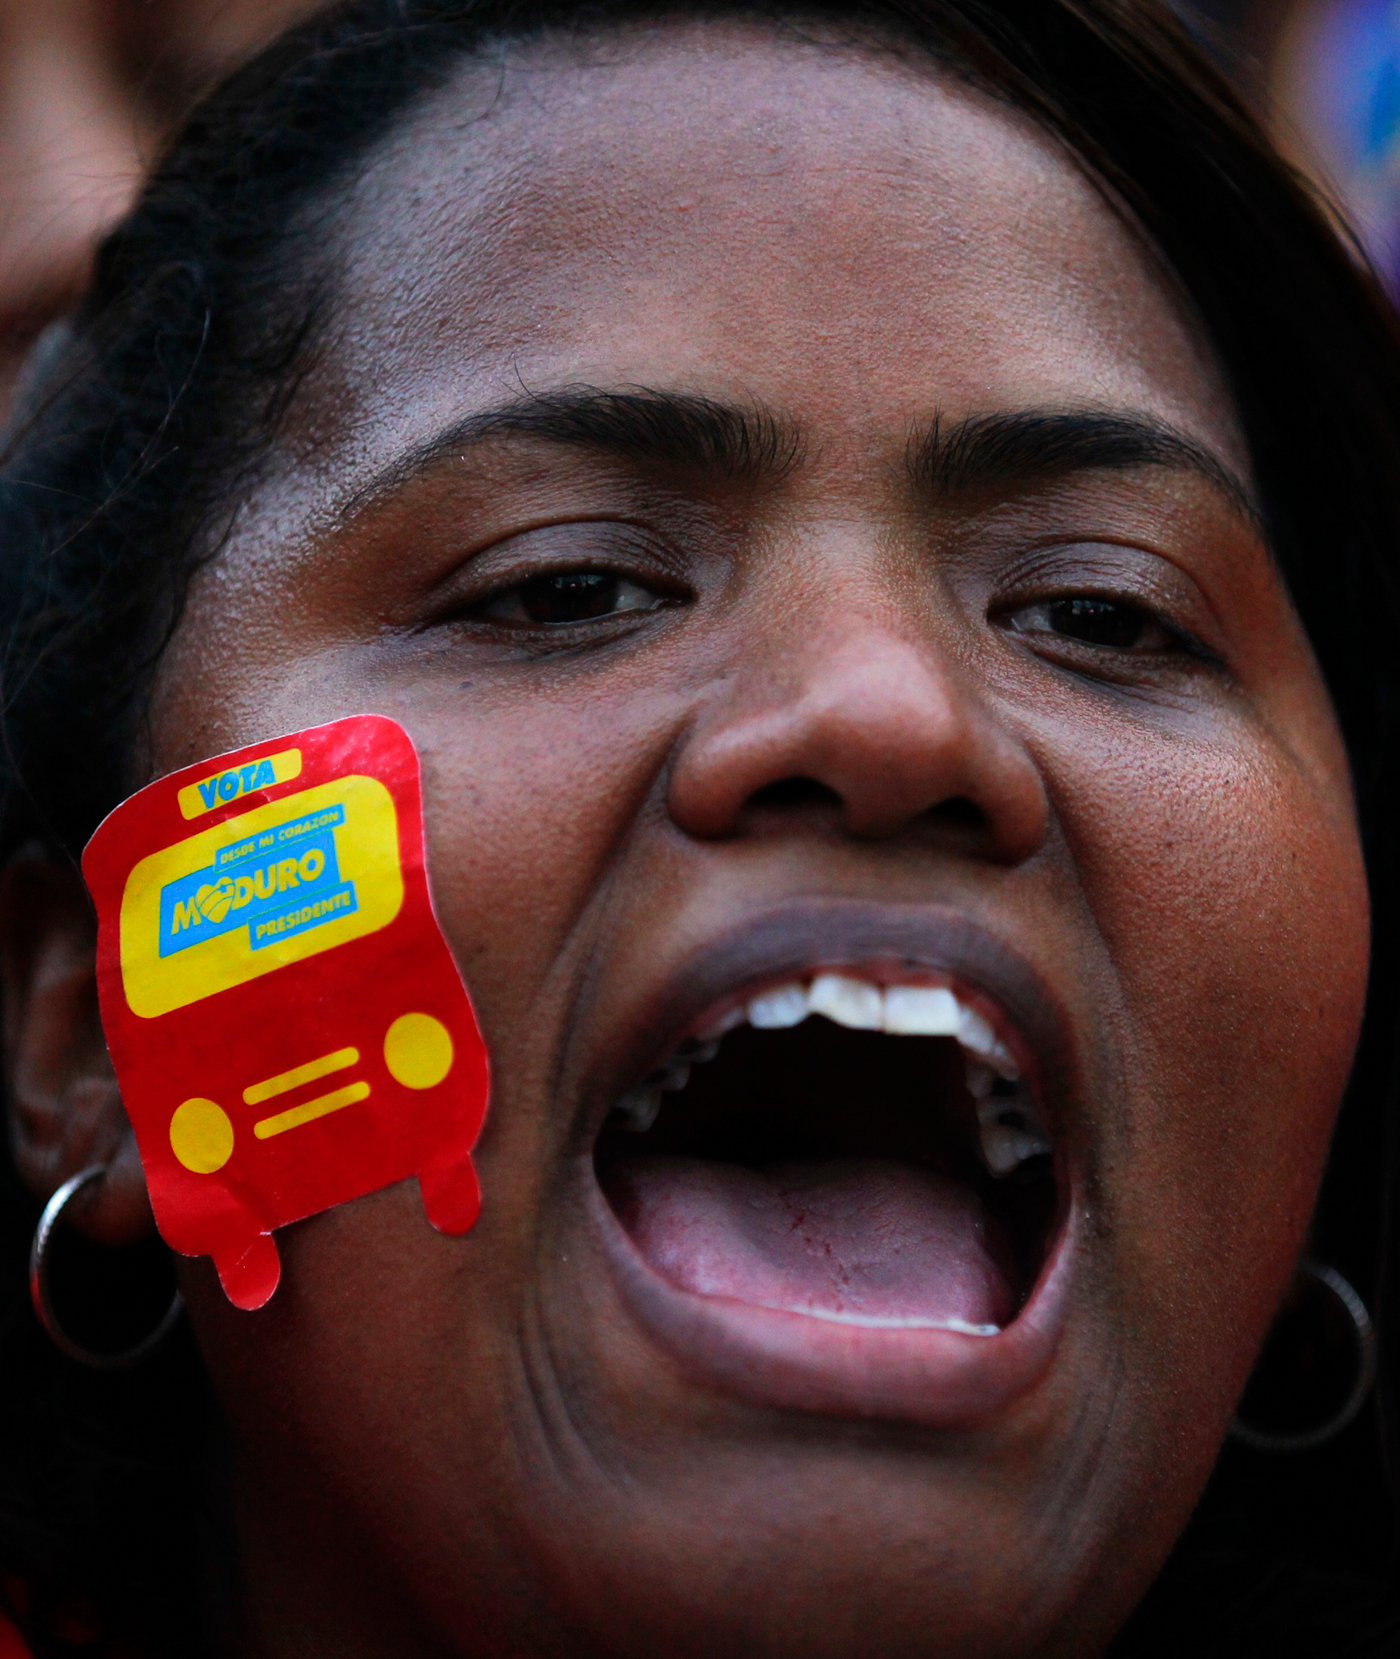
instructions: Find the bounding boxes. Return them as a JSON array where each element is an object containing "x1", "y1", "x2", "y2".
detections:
[{"x1": 1, "y1": 2, "x2": 1398, "y2": 1652}]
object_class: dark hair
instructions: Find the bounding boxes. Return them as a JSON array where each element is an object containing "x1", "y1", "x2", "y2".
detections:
[{"x1": 1, "y1": 1, "x2": 1398, "y2": 1652}]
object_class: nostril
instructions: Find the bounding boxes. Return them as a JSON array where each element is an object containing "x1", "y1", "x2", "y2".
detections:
[
  {"x1": 747, "y1": 777, "x2": 844, "y2": 813},
  {"x1": 929, "y1": 796, "x2": 987, "y2": 832}
]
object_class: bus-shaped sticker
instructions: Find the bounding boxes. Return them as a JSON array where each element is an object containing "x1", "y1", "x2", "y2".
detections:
[{"x1": 83, "y1": 715, "x2": 489, "y2": 1310}]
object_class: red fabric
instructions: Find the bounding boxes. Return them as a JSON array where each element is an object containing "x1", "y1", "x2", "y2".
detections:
[{"x1": 0, "y1": 1609, "x2": 32, "y2": 1657}]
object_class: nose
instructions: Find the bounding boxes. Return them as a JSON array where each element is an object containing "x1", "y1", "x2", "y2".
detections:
[{"x1": 667, "y1": 621, "x2": 1048, "y2": 864}]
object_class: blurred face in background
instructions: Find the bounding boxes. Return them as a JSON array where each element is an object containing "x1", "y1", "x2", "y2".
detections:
[{"x1": 0, "y1": 0, "x2": 320, "y2": 408}]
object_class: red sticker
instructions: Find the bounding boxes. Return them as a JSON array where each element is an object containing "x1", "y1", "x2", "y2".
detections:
[{"x1": 82, "y1": 715, "x2": 489, "y2": 1310}]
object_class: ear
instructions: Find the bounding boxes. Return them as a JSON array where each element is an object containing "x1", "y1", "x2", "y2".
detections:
[{"x1": 0, "y1": 849, "x2": 154, "y2": 1246}]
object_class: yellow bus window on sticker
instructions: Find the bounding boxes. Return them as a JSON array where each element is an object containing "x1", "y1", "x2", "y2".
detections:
[{"x1": 119, "y1": 774, "x2": 404, "y2": 1018}]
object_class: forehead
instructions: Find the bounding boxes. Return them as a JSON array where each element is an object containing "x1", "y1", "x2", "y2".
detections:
[{"x1": 282, "y1": 21, "x2": 1240, "y2": 496}]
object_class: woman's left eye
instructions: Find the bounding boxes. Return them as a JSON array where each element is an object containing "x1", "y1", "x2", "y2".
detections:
[
  {"x1": 476, "y1": 570, "x2": 669, "y2": 627},
  {"x1": 1005, "y1": 595, "x2": 1176, "y2": 653}
]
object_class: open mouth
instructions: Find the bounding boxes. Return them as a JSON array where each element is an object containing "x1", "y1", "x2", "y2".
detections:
[{"x1": 594, "y1": 971, "x2": 1061, "y2": 1353}]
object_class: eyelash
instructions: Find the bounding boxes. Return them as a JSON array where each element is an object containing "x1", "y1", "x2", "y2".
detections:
[
  {"x1": 443, "y1": 541, "x2": 1219, "y2": 680},
  {"x1": 465, "y1": 566, "x2": 677, "y2": 630},
  {"x1": 998, "y1": 591, "x2": 1219, "y2": 669},
  {"x1": 1007, "y1": 594, "x2": 1164, "y2": 649}
]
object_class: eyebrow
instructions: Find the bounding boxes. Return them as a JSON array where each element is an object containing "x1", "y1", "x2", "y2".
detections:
[
  {"x1": 909, "y1": 408, "x2": 1261, "y2": 526},
  {"x1": 343, "y1": 384, "x2": 804, "y2": 517},
  {"x1": 342, "y1": 386, "x2": 1258, "y2": 527}
]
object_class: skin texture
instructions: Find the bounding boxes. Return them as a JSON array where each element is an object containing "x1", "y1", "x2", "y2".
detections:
[{"x1": 0, "y1": 24, "x2": 1372, "y2": 1659}]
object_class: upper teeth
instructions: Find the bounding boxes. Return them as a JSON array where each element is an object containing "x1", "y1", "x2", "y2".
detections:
[
  {"x1": 744, "y1": 973, "x2": 1017, "y2": 1076},
  {"x1": 615, "y1": 971, "x2": 1051, "y2": 1177}
]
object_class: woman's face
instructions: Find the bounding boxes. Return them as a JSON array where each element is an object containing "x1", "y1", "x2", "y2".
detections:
[{"x1": 147, "y1": 26, "x2": 1368, "y2": 1658}]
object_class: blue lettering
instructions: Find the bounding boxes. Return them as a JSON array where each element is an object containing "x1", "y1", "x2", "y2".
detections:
[
  {"x1": 197, "y1": 778, "x2": 220, "y2": 809},
  {"x1": 158, "y1": 809, "x2": 356, "y2": 958},
  {"x1": 215, "y1": 834, "x2": 258, "y2": 870},
  {"x1": 248, "y1": 885, "x2": 355, "y2": 949}
]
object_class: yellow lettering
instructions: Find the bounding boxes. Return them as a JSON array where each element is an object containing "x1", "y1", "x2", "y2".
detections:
[
  {"x1": 172, "y1": 898, "x2": 200, "y2": 934},
  {"x1": 276, "y1": 858, "x2": 300, "y2": 891},
  {"x1": 299, "y1": 848, "x2": 326, "y2": 883}
]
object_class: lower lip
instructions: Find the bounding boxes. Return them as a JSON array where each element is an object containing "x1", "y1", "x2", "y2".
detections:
[{"x1": 588, "y1": 1173, "x2": 1075, "y2": 1427}]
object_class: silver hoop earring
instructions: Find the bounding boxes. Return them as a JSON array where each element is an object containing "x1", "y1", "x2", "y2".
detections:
[
  {"x1": 1230, "y1": 1259, "x2": 1377, "y2": 1454},
  {"x1": 29, "y1": 1165, "x2": 183, "y2": 1369}
]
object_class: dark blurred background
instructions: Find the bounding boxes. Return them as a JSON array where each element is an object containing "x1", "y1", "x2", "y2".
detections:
[
  {"x1": 1, "y1": 0, "x2": 1399, "y2": 411},
  {"x1": 0, "y1": 0, "x2": 320, "y2": 411},
  {"x1": 1189, "y1": 0, "x2": 1400, "y2": 283}
]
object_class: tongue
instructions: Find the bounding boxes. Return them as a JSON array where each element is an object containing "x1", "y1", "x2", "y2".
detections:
[{"x1": 605, "y1": 1157, "x2": 1015, "y2": 1331}]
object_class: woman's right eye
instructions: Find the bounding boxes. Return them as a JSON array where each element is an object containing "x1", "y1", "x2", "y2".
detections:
[{"x1": 474, "y1": 569, "x2": 670, "y2": 628}]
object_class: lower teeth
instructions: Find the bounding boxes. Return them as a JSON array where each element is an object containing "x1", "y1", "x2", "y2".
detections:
[
  {"x1": 616, "y1": 1087, "x2": 662, "y2": 1133},
  {"x1": 971, "y1": 1075, "x2": 1052, "y2": 1177}
]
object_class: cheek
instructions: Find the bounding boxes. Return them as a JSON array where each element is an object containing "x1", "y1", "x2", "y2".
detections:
[
  {"x1": 1048, "y1": 712, "x2": 1368, "y2": 1403},
  {"x1": 409, "y1": 673, "x2": 681, "y2": 1083}
]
